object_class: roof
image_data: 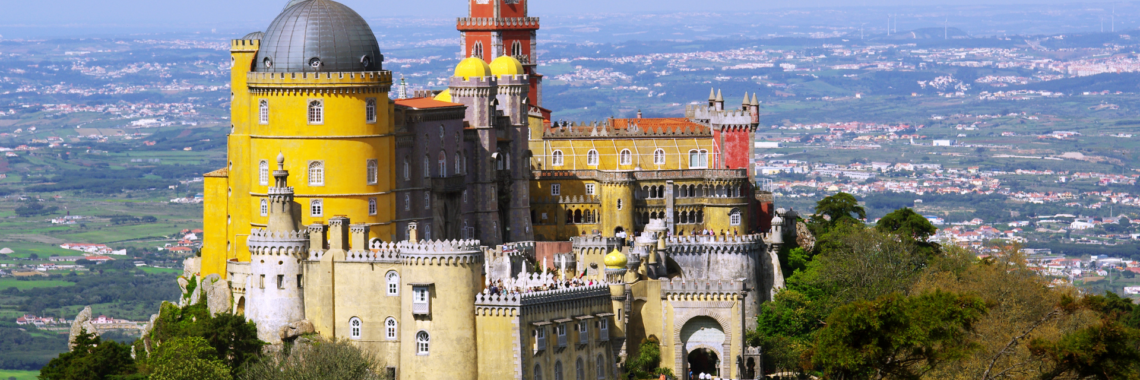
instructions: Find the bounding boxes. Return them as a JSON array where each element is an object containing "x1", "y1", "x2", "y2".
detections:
[
  {"x1": 255, "y1": 0, "x2": 382, "y2": 73},
  {"x1": 454, "y1": 57, "x2": 491, "y2": 80},
  {"x1": 204, "y1": 168, "x2": 229, "y2": 177},
  {"x1": 606, "y1": 117, "x2": 709, "y2": 133},
  {"x1": 394, "y1": 97, "x2": 463, "y2": 110},
  {"x1": 241, "y1": 31, "x2": 264, "y2": 40},
  {"x1": 490, "y1": 55, "x2": 524, "y2": 77}
]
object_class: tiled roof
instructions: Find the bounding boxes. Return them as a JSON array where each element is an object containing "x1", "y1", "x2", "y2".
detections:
[
  {"x1": 204, "y1": 168, "x2": 228, "y2": 177},
  {"x1": 395, "y1": 97, "x2": 463, "y2": 109}
]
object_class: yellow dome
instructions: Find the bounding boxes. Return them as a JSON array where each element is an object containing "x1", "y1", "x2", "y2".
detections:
[
  {"x1": 489, "y1": 55, "x2": 525, "y2": 77},
  {"x1": 454, "y1": 57, "x2": 491, "y2": 80},
  {"x1": 604, "y1": 248, "x2": 627, "y2": 269},
  {"x1": 433, "y1": 89, "x2": 452, "y2": 102}
]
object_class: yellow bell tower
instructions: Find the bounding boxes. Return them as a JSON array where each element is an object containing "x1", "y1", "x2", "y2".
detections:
[{"x1": 201, "y1": 0, "x2": 395, "y2": 278}]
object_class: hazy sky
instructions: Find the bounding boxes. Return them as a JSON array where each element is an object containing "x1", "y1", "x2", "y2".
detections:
[{"x1": 0, "y1": 0, "x2": 1123, "y2": 26}]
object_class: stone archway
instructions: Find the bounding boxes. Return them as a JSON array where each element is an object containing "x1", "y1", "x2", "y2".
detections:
[{"x1": 679, "y1": 316, "x2": 727, "y2": 379}]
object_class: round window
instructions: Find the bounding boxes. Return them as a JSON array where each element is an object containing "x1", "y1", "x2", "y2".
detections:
[
  {"x1": 309, "y1": 57, "x2": 322, "y2": 69},
  {"x1": 360, "y1": 55, "x2": 372, "y2": 69},
  {"x1": 263, "y1": 57, "x2": 273, "y2": 68}
]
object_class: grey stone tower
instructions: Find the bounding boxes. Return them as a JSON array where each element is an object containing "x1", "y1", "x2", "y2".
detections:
[
  {"x1": 498, "y1": 73, "x2": 534, "y2": 242},
  {"x1": 450, "y1": 75, "x2": 503, "y2": 245}
]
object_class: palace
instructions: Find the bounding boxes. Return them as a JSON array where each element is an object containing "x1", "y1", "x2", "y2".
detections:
[{"x1": 196, "y1": 0, "x2": 785, "y2": 379}]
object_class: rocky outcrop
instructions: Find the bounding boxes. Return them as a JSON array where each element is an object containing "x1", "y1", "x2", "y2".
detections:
[
  {"x1": 182, "y1": 257, "x2": 201, "y2": 279},
  {"x1": 68, "y1": 306, "x2": 94, "y2": 350},
  {"x1": 279, "y1": 319, "x2": 315, "y2": 341},
  {"x1": 795, "y1": 221, "x2": 815, "y2": 252},
  {"x1": 202, "y1": 273, "x2": 232, "y2": 316}
]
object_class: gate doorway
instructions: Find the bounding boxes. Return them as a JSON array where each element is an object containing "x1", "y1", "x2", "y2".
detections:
[{"x1": 687, "y1": 348, "x2": 719, "y2": 378}]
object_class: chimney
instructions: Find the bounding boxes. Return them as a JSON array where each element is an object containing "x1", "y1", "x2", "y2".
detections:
[
  {"x1": 308, "y1": 224, "x2": 327, "y2": 250},
  {"x1": 637, "y1": 109, "x2": 643, "y2": 119},
  {"x1": 407, "y1": 222, "x2": 419, "y2": 243},
  {"x1": 327, "y1": 216, "x2": 350, "y2": 251},
  {"x1": 350, "y1": 224, "x2": 370, "y2": 251}
]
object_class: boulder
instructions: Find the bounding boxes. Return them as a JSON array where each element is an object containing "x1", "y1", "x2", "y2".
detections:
[
  {"x1": 182, "y1": 257, "x2": 201, "y2": 279},
  {"x1": 203, "y1": 274, "x2": 232, "y2": 316},
  {"x1": 279, "y1": 319, "x2": 315, "y2": 341},
  {"x1": 68, "y1": 306, "x2": 93, "y2": 350}
]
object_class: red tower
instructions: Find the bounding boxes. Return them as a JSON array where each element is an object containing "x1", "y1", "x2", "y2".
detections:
[{"x1": 457, "y1": 0, "x2": 544, "y2": 109}]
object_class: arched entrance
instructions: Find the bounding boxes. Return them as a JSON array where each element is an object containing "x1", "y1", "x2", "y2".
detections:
[
  {"x1": 687, "y1": 348, "x2": 719, "y2": 378},
  {"x1": 613, "y1": 226, "x2": 624, "y2": 235},
  {"x1": 680, "y1": 316, "x2": 726, "y2": 378},
  {"x1": 235, "y1": 296, "x2": 246, "y2": 316}
]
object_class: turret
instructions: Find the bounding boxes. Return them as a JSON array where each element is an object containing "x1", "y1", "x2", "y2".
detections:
[
  {"x1": 707, "y1": 88, "x2": 716, "y2": 108},
  {"x1": 246, "y1": 154, "x2": 308, "y2": 344},
  {"x1": 450, "y1": 57, "x2": 504, "y2": 244},
  {"x1": 714, "y1": 89, "x2": 724, "y2": 111},
  {"x1": 750, "y1": 94, "x2": 760, "y2": 125}
]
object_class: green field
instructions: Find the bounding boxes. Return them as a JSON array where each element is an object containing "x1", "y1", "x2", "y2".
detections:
[
  {"x1": 0, "y1": 279, "x2": 74, "y2": 291},
  {"x1": 0, "y1": 369, "x2": 40, "y2": 380}
]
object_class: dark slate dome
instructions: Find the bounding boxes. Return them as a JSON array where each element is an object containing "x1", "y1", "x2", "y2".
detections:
[
  {"x1": 255, "y1": 0, "x2": 383, "y2": 73},
  {"x1": 242, "y1": 31, "x2": 264, "y2": 40}
]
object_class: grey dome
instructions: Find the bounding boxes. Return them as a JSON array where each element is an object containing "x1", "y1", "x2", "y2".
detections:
[
  {"x1": 242, "y1": 31, "x2": 264, "y2": 40},
  {"x1": 255, "y1": 0, "x2": 383, "y2": 73}
]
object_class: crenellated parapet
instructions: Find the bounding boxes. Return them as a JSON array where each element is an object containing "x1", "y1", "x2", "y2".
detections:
[
  {"x1": 544, "y1": 120, "x2": 711, "y2": 139},
  {"x1": 665, "y1": 234, "x2": 765, "y2": 256},
  {"x1": 399, "y1": 239, "x2": 484, "y2": 266},
  {"x1": 474, "y1": 284, "x2": 611, "y2": 313},
  {"x1": 247, "y1": 228, "x2": 309, "y2": 257},
  {"x1": 660, "y1": 278, "x2": 745, "y2": 301}
]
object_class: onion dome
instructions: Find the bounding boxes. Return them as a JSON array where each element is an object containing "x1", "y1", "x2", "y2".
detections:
[
  {"x1": 454, "y1": 57, "x2": 491, "y2": 80},
  {"x1": 242, "y1": 31, "x2": 264, "y2": 40},
  {"x1": 604, "y1": 248, "x2": 627, "y2": 269},
  {"x1": 489, "y1": 55, "x2": 524, "y2": 77},
  {"x1": 433, "y1": 89, "x2": 452, "y2": 102},
  {"x1": 255, "y1": 0, "x2": 383, "y2": 73}
]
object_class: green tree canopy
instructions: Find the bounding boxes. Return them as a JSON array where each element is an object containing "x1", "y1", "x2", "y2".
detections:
[
  {"x1": 146, "y1": 336, "x2": 230, "y2": 380},
  {"x1": 38, "y1": 330, "x2": 136, "y2": 380},
  {"x1": 876, "y1": 207, "x2": 937, "y2": 241},
  {"x1": 812, "y1": 192, "x2": 867, "y2": 228}
]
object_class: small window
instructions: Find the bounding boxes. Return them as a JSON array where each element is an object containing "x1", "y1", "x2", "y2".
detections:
[
  {"x1": 277, "y1": 274, "x2": 284, "y2": 289},
  {"x1": 455, "y1": 152, "x2": 462, "y2": 175},
  {"x1": 424, "y1": 193, "x2": 430, "y2": 210},
  {"x1": 349, "y1": 317, "x2": 362, "y2": 340},
  {"x1": 259, "y1": 274, "x2": 265, "y2": 289},
  {"x1": 586, "y1": 150, "x2": 599, "y2": 166},
  {"x1": 619, "y1": 149, "x2": 632, "y2": 165},
  {"x1": 552, "y1": 150, "x2": 564, "y2": 166},
  {"x1": 585, "y1": 184, "x2": 595, "y2": 195},
  {"x1": 554, "y1": 361, "x2": 564, "y2": 380},
  {"x1": 366, "y1": 98, "x2": 377, "y2": 123},
  {"x1": 653, "y1": 148, "x2": 665, "y2": 165},
  {"x1": 367, "y1": 159, "x2": 378, "y2": 184},
  {"x1": 472, "y1": 42, "x2": 484, "y2": 60},
  {"x1": 258, "y1": 99, "x2": 269, "y2": 124},
  {"x1": 424, "y1": 155, "x2": 430, "y2": 178},
  {"x1": 413, "y1": 286, "x2": 430, "y2": 315},
  {"x1": 260, "y1": 199, "x2": 268, "y2": 216},
  {"x1": 308, "y1": 99, "x2": 323, "y2": 124},
  {"x1": 463, "y1": 190, "x2": 467, "y2": 203},
  {"x1": 617, "y1": 199, "x2": 623, "y2": 210},
  {"x1": 438, "y1": 151, "x2": 447, "y2": 177},
  {"x1": 512, "y1": 41, "x2": 523, "y2": 57},
  {"x1": 576, "y1": 358, "x2": 584, "y2": 380},
  {"x1": 259, "y1": 160, "x2": 269, "y2": 185},
  {"x1": 688, "y1": 149, "x2": 709, "y2": 169},
  {"x1": 310, "y1": 199, "x2": 323, "y2": 217},
  {"x1": 403, "y1": 157, "x2": 410, "y2": 181},
  {"x1": 405, "y1": 194, "x2": 411, "y2": 211},
  {"x1": 730, "y1": 209, "x2": 742, "y2": 226},
  {"x1": 596, "y1": 354, "x2": 605, "y2": 379},
  {"x1": 551, "y1": 184, "x2": 561, "y2": 196},
  {"x1": 308, "y1": 161, "x2": 324, "y2": 186},
  {"x1": 386, "y1": 318, "x2": 397, "y2": 340},
  {"x1": 386, "y1": 271, "x2": 399, "y2": 296},
  {"x1": 297, "y1": 274, "x2": 303, "y2": 288},
  {"x1": 368, "y1": 198, "x2": 377, "y2": 215},
  {"x1": 535, "y1": 365, "x2": 544, "y2": 380},
  {"x1": 424, "y1": 224, "x2": 431, "y2": 240},
  {"x1": 416, "y1": 331, "x2": 430, "y2": 355}
]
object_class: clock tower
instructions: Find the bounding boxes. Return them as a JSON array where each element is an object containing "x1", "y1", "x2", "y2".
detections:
[{"x1": 457, "y1": 0, "x2": 544, "y2": 108}]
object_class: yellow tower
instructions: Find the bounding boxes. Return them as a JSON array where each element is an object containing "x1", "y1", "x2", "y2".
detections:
[{"x1": 202, "y1": 0, "x2": 395, "y2": 278}]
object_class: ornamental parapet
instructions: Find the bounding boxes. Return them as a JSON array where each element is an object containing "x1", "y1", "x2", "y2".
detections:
[
  {"x1": 474, "y1": 284, "x2": 610, "y2": 308},
  {"x1": 665, "y1": 234, "x2": 765, "y2": 255},
  {"x1": 399, "y1": 239, "x2": 483, "y2": 265},
  {"x1": 660, "y1": 278, "x2": 745, "y2": 298},
  {"x1": 544, "y1": 120, "x2": 711, "y2": 139},
  {"x1": 570, "y1": 235, "x2": 622, "y2": 249},
  {"x1": 456, "y1": 17, "x2": 540, "y2": 30},
  {"x1": 230, "y1": 39, "x2": 261, "y2": 52},
  {"x1": 247, "y1": 228, "x2": 309, "y2": 257},
  {"x1": 246, "y1": 70, "x2": 392, "y2": 90}
]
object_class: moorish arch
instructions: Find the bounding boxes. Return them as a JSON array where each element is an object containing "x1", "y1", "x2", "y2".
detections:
[{"x1": 672, "y1": 308, "x2": 735, "y2": 378}]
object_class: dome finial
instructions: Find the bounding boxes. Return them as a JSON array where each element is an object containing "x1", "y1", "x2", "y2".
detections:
[{"x1": 277, "y1": 152, "x2": 285, "y2": 170}]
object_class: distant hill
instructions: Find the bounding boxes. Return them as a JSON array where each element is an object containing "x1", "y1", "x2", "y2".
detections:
[
  {"x1": 1015, "y1": 72, "x2": 1140, "y2": 94},
  {"x1": 878, "y1": 27, "x2": 970, "y2": 41}
]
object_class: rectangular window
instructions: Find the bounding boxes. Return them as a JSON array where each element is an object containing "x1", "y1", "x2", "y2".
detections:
[
  {"x1": 551, "y1": 184, "x2": 561, "y2": 196},
  {"x1": 259, "y1": 274, "x2": 265, "y2": 289},
  {"x1": 310, "y1": 199, "x2": 324, "y2": 217},
  {"x1": 365, "y1": 98, "x2": 377, "y2": 123},
  {"x1": 297, "y1": 274, "x2": 303, "y2": 288},
  {"x1": 369, "y1": 198, "x2": 377, "y2": 215},
  {"x1": 277, "y1": 275, "x2": 284, "y2": 289},
  {"x1": 424, "y1": 193, "x2": 430, "y2": 209},
  {"x1": 585, "y1": 184, "x2": 595, "y2": 195},
  {"x1": 412, "y1": 286, "x2": 430, "y2": 315}
]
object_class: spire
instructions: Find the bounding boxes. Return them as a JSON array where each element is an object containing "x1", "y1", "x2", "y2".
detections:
[
  {"x1": 742, "y1": 92, "x2": 749, "y2": 105},
  {"x1": 715, "y1": 89, "x2": 723, "y2": 102},
  {"x1": 398, "y1": 75, "x2": 408, "y2": 99},
  {"x1": 709, "y1": 87, "x2": 716, "y2": 101},
  {"x1": 751, "y1": 93, "x2": 759, "y2": 106},
  {"x1": 267, "y1": 153, "x2": 297, "y2": 233}
]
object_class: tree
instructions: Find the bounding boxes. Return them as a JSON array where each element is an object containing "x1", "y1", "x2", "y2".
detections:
[
  {"x1": 876, "y1": 208, "x2": 937, "y2": 241},
  {"x1": 812, "y1": 192, "x2": 866, "y2": 229},
  {"x1": 239, "y1": 338, "x2": 386, "y2": 380},
  {"x1": 138, "y1": 302, "x2": 264, "y2": 377},
  {"x1": 624, "y1": 336, "x2": 673, "y2": 380},
  {"x1": 811, "y1": 291, "x2": 988, "y2": 379},
  {"x1": 145, "y1": 337, "x2": 230, "y2": 380},
  {"x1": 1028, "y1": 292, "x2": 1140, "y2": 379},
  {"x1": 39, "y1": 329, "x2": 137, "y2": 380}
]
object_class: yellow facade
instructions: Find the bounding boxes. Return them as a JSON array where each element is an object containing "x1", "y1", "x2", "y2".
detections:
[{"x1": 201, "y1": 38, "x2": 395, "y2": 279}]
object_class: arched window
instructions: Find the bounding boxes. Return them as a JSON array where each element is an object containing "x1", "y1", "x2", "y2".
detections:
[
  {"x1": 552, "y1": 150, "x2": 565, "y2": 166},
  {"x1": 697, "y1": 210, "x2": 704, "y2": 223},
  {"x1": 512, "y1": 41, "x2": 523, "y2": 57},
  {"x1": 310, "y1": 199, "x2": 323, "y2": 217},
  {"x1": 424, "y1": 193, "x2": 430, "y2": 209},
  {"x1": 730, "y1": 209, "x2": 742, "y2": 226},
  {"x1": 368, "y1": 198, "x2": 377, "y2": 215},
  {"x1": 496, "y1": 151, "x2": 505, "y2": 171},
  {"x1": 689, "y1": 149, "x2": 708, "y2": 168},
  {"x1": 554, "y1": 361, "x2": 564, "y2": 380},
  {"x1": 403, "y1": 157, "x2": 410, "y2": 181},
  {"x1": 349, "y1": 317, "x2": 362, "y2": 340},
  {"x1": 438, "y1": 151, "x2": 447, "y2": 177},
  {"x1": 535, "y1": 365, "x2": 543, "y2": 380},
  {"x1": 472, "y1": 42, "x2": 484, "y2": 60},
  {"x1": 416, "y1": 331, "x2": 430, "y2": 354},
  {"x1": 505, "y1": 152, "x2": 511, "y2": 173},
  {"x1": 259, "y1": 160, "x2": 269, "y2": 185},
  {"x1": 386, "y1": 271, "x2": 400, "y2": 295},
  {"x1": 586, "y1": 150, "x2": 599, "y2": 166},
  {"x1": 258, "y1": 99, "x2": 269, "y2": 124},
  {"x1": 385, "y1": 317, "x2": 397, "y2": 340},
  {"x1": 308, "y1": 161, "x2": 324, "y2": 186},
  {"x1": 260, "y1": 199, "x2": 268, "y2": 216},
  {"x1": 619, "y1": 149, "x2": 632, "y2": 165},
  {"x1": 366, "y1": 98, "x2": 377, "y2": 123},
  {"x1": 654, "y1": 148, "x2": 665, "y2": 165},
  {"x1": 574, "y1": 209, "x2": 582, "y2": 224},
  {"x1": 679, "y1": 211, "x2": 687, "y2": 224},
  {"x1": 404, "y1": 194, "x2": 411, "y2": 211},
  {"x1": 566, "y1": 210, "x2": 574, "y2": 224},
  {"x1": 575, "y1": 358, "x2": 584, "y2": 380},
  {"x1": 423, "y1": 155, "x2": 430, "y2": 178},
  {"x1": 367, "y1": 159, "x2": 378, "y2": 184},
  {"x1": 308, "y1": 100, "x2": 323, "y2": 124},
  {"x1": 617, "y1": 199, "x2": 623, "y2": 210},
  {"x1": 455, "y1": 153, "x2": 462, "y2": 175},
  {"x1": 596, "y1": 354, "x2": 605, "y2": 379}
]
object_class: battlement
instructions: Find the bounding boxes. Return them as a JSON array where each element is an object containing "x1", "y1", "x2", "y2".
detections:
[
  {"x1": 457, "y1": 17, "x2": 540, "y2": 30},
  {"x1": 474, "y1": 283, "x2": 610, "y2": 307},
  {"x1": 689, "y1": 105, "x2": 754, "y2": 125},
  {"x1": 570, "y1": 235, "x2": 622, "y2": 248},
  {"x1": 544, "y1": 120, "x2": 711, "y2": 139},
  {"x1": 531, "y1": 169, "x2": 749, "y2": 183},
  {"x1": 247, "y1": 228, "x2": 309, "y2": 256},
  {"x1": 230, "y1": 39, "x2": 261, "y2": 52},
  {"x1": 665, "y1": 234, "x2": 766, "y2": 255},
  {"x1": 246, "y1": 70, "x2": 392, "y2": 90},
  {"x1": 660, "y1": 278, "x2": 745, "y2": 295}
]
